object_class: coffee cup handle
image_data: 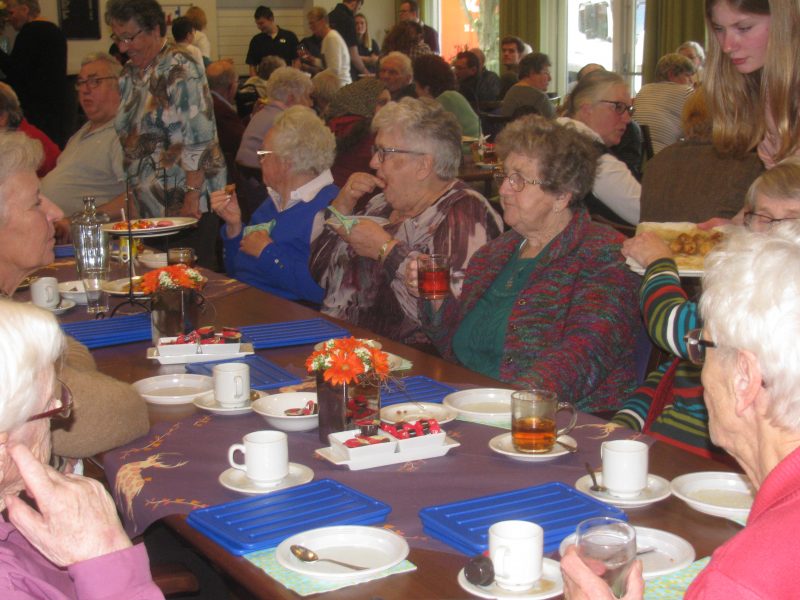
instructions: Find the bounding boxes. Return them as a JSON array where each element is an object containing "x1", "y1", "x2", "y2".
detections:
[
  {"x1": 235, "y1": 375, "x2": 243, "y2": 399},
  {"x1": 493, "y1": 546, "x2": 510, "y2": 579},
  {"x1": 228, "y1": 443, "x2": 246, "y2": 471},
  {"x1": 556, "y1": 401, "x2": 578, "y2": 437}
]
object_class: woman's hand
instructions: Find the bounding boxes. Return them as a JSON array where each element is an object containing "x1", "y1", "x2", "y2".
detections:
[
  {"x1": 240, "y1": 230, "x2": 271, "y2": 257},
  {"x1": 346, "y1": 220, "x2": 392, "y2": 259},
  {"x1": 561, "y1": 546, "x2": 644, "y2": 600},
  {"x1": 210, "y1": 189, "x2": 243, "y2": 238},
  {"x1": 5, "y1": 444, "x2": 132, "y2": 567},
  {"x1": 333, "y1": 172, "x2": 385, "y2": 214},
  {"x1": 621, "y1": 232, "x2": 673, "y2": 268}
]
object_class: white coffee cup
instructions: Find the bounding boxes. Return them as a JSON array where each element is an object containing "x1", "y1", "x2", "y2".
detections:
[
  {"x1": 601, "y1": 439, "x2": 649, "y2": 498},
  {"x1": 228, "y1": 430, "x2": 289, "y2": 487},
  {"x1": 213, "y1": 362, "x2": 250, "y2": 408},
  {"x1": 489, "y1": 520, "x2": 543, "y2": 591},
  {"x1": 30, "y1": 277, "x2": 60, "y2": 309}
]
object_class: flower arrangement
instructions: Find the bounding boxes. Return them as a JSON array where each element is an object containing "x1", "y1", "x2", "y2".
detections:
[
  {"x1": 141, "y1": 264, "x2": 206, "y2": 294},
  {"x1": 306, "y1": 337, "x2": 390, "y2": 386}
]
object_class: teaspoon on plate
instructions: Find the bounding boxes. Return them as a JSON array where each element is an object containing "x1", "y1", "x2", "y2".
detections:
[
  {"x1": 290, "y1": 544, "x2": 369, "y2": 571},
  {"x1": 585, "y1": 462, "x2": 608, "y2": 493}
]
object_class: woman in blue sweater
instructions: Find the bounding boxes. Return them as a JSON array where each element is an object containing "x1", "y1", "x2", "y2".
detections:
[{"x1": 210, "y1": 106, "x2": 338, "y2": 304}]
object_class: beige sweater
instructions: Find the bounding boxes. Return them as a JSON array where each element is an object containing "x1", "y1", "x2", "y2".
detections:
[{"x1": 53, "y1": 338, "x2": 150, "y2": 458}]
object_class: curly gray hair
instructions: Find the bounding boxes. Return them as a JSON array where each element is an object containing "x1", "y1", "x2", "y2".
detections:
[
  {"x1": 0, "y1": 131, "x2": 44, "y2": 225},
  {"x1": 270, "y1": 106, "x2": 335, "y2": 175},
  {"x1": 265, "y1": 67, "x2": 313, "y2": 105}
]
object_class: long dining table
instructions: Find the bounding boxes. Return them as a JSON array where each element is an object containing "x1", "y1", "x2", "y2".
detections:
[{"x1": 35, "y1": 258, "x2": 743, "y2": 599}]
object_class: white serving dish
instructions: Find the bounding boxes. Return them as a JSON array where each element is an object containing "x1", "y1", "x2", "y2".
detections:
[
  {"x1": 328, "y1": 429, "x2": 397, "y2": 461},
  {"x1": 394, "y1": 430, "x2": 446, "y2": 452},
  {"x1": 252, "y1": 392, "x2": 320, "y2": 432},
  {"x1": 146, "y1": 343, "x2": 253, "y2": 365},
  {"x1": 316, "y1": 434, "x2": 460, "y2": 470},
  {"x1": 58, "y1": 280, "x2": 88, "y2": 305}
]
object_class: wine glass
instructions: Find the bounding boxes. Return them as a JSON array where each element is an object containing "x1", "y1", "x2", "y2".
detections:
[{"x1": 575, "y1": 517, "x2": 636, "y2": 598}]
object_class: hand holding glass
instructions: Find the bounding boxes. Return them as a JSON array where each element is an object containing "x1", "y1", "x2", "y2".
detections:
[{"x1": 575, "y1": 517, "x2": 636, "y2": 598}]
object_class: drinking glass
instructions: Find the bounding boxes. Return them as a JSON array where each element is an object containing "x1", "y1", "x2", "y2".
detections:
[
  {"x1": 81, "y1": 267, "x2": 110, "y2": 314},
  {"x1": 510, "y1": 389, "x2": 577, "y2": 453},
  {"x1": 167, "y1": 247, "x2": 196, "y2": 267},
  {"x1": 417, "y1": 254, "x2": 451, "y2": 300},
  {"x1": 575, "y1": 517, "x2": 636, "y2": 598}
]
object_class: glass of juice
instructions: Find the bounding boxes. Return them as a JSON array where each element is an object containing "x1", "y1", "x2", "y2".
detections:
[
  {"x1": 417, "y1": 254, "x2": 451, "y2": 300},
  {"x1": 510, "y1": 389, "x2": 577, "y2": 453}
]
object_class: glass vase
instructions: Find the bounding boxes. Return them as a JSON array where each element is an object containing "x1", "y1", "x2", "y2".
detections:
[
  {"x1": 316, "y1": 372, "x2": 349, "y2": 443},
  {"x1": 150, "y1": 288, "x2": 202, "y2": 344}
]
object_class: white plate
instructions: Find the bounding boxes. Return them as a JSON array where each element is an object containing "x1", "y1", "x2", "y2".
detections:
[
  {"x1": 575, "y1": 473, "x2": 672, "y2": 508},
  {"x1": 316, "y1": 436, "x2": 461, "y2": 471},
  {"x1": 313, "y1": 339, "x2": 382, "y2": 351},
  {"x1": 457, "y1": 558, "x2": 563, "y2": 599},
  {"x1": 473, "y1": 162, "x2": 499, "y2": 170},
  {"x1": 559, "y1": 526, "x2": 695, "y2": 580},
  {"x1": 218, "y1": 463, "x2": 314, "y2": 495},
  {"x1": 133, "y1": 374, "x2": 213, "y2": 405},
  {"x1": 146, "y1": 343, "x2": 254, "y2": 365},
  {"x1": 670, "y1": 471, "x2": 754, "y2": 522},
  {"x1": 193, "y1": 389, "x2": 263, "y2": 415},
  {"x1": 137, "y1": 252, "x2": 168, "y2": 269},
  {"x1": 39, "y1": 298, "x2": 77, "y2": 316},
  {"x1": 489, "y1": 433, "x2": 577, "y2": 461},
  {"x1": 380, "y1": 402, "x2": 457, "y2": 425},
  {"x1": 103, "y1": 217, "x2": 198, "y2": 237},
  {"x1": 276, "y1": 525, "x2": 409, "y2": 580},
  {"x1": 102, "y1": 277, "x2": 148, "y2": 296},
  {"x1": 58, "y1": 281, "x2": 88, "y2": 305},
  {"x1": 625, "y1": 256, "x2": 703, "y2": 278},
  {"x1": 443, "y1": 388, "x2": 514, "y2": 419}
]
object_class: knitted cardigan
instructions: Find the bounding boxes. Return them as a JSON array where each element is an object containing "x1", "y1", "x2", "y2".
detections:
[{"x1": 423, "y1": 209, "x2": 640, "y2": 412}]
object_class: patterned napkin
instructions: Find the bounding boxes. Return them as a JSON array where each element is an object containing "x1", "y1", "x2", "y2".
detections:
[
  {"x1": 244, "y1": 548, "x2": 417, "y2": 597},
  {"x1": 644, "y1": 557, "x2": 710, "y2": 599},
  {"x1": 243, "y1": 219, "x2": 276, "y2": 237}
]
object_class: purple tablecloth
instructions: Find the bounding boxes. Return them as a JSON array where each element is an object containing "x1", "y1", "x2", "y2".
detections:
[{"x1": 103, "y1": 411, "x2": 651, "y2": 551}]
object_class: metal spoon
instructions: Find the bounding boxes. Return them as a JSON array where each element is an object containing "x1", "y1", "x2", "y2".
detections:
[
  {"x1": 290, "y1": 545, "x2": 369, "y2": 571},
  {"x1": 584, "y1": 462, "x2": 608, "y2": 493},
  {"x1": 555, "y1": 439, "x2": 578, "y2": 453}
]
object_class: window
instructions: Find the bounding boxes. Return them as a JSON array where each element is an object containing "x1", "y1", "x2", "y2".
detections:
[{"x1": 440, "y1": 0, "x2": 500, "y2": 73}]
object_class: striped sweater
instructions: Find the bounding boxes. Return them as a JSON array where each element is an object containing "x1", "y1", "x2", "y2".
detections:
[{"x1": 422, "y1": 209, "x2": 640, "y2": 412}]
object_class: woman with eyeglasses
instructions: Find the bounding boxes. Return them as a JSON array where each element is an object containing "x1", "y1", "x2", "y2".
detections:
[
  {"x1": 558, "y1": 70, "x2": 641, "y2": 226},
  {"x1": 310, "y1": 97, "x2": 502, "y2": 346},
  {"x1": 412, "y1": 115, "x2": 640, "y2": 413},
  {"x1": 564, "y1": 222, "x2": 800, "y2": 598},
  {"x1": 0, "y1": 300, "x2": 163, "y2": 599},
  {"x1": 613, "y1": 157, "x2": 800, "y2": 461}
]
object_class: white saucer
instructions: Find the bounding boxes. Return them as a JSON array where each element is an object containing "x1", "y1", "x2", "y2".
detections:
[
  {"x1": 559, "y1": 526, "x2": 695, "y2": 580},
  {"x1": 47, "y1": 298, "x2": 77, "y2": 315},
  {"x1": 442, "y1": 388, "x2": 514, "y2": 419},
  {"x1": 380, "y1": 402, "x2": 457, "y2": 425},
  {"x1": 218, "y1": 462, "x2": 314, "y2": 495},
  {"x1": 193, "y1": 390, "x2": 264, "y2": 415},
  {"x1": 575, "y1": 473, "x2": 671, "y2": 508},
  {"x1": 457, "y1": 557, "x2": 563, "y2": 599},
  {"x1": 489, "y1": 433, "x2": 577, "y2": 461}
]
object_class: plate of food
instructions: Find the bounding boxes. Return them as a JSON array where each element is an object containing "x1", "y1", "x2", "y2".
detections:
[
  {"x1": 103, "y1": 217, "x2": 198, "y2": 237},
  {"x1": 626, "y1": 222, "x2": 726, "y2": 277},
  {"x1": 102, "y1": 276, "x2": 148, "y2": 296}
]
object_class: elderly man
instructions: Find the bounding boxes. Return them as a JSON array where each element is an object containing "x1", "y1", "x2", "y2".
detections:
[
  {"x1": 327, "y1": 0, "x2": 369, "y2": 80},
  {"x1": 454, "y1": 49, "x2": 500, "y2": 106},
  {"x1": 500, "y1": 52, "x2": 555, "y2": 119},
  {"x1": 42, "y1": 52, "x2": 126, "y2": 230},
  {"x1": 379, "y1": 51, "x2": 416, "y2": 101},
  {"x1": 206, "y1": 60, "x2": 245, "y2": 185},
  {"x1": 0, "y1": 131, "x2": 149, "y2": 460},
  {"x1": 0, "y1": 0, "x2": 68, "y2": 147},
  {"x1": 246, "y1": 5, "x2": 299, "y2": 74},
  {"x1": 562, "y1": 223, "x2": 800, "y2": 598},
  {"x1": 304, "y1": 7, "x2": 350, "y2": 87},
  {"x1": 398, "y1": 0, "x2": 438, "y2": 54}
]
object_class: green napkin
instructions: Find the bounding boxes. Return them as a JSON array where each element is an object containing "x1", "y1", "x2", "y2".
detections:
[
  {"x1": 644, "y1": 557, "x2": 710, "y2": 599},
  {"x1": 327, "y1": 206, "x2": 358, "y2": 234},
  {"x1": 243, "y1": 219, "x2": 276, "y2": 237}
]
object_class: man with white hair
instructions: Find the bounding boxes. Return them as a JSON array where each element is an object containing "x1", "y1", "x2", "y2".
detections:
[{"x1": 379, "y1": 52, "x2": 415, "y2": 101}]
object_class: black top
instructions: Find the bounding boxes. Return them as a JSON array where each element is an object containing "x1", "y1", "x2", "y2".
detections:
[
  {"x1": 328, "y1": 3, "x2": 357, "y2": 47},
  {"x1": 421, "y1": 23, "x2": 439, "y2": 54},
  {"x1": 246, "y1": 26, "x2": 300, "y2": 67},
  {"x1": 459, "y1": 69, "x2": 501, "y2": 106},
  {"x1": 357, "y1": 38, "x2": 379, "y2": 57}
]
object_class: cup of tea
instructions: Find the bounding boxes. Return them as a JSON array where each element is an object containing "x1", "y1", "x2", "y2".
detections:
[
  {"x1": 213, "y1": 362, "x2": 250, "y2": 408},
  {"x1": 228, "y1": 430, "x2": 289, "y2": 487},
  {"x1": 511, "y1": 389, "x2": 577, "y2": 453},
  {"x1": 601, "y1": 440, "x2": 649, "y2": 498},
  {"x1": 417, "y1": 254, "x2": 451, "y2": 300},
  {"x1": 30, "y1": 277, "x2": 60, "y2": 309},
  {"x1": 575, "y1": 517, "x2": 636, "y2": 597},
  {"x1": 167, "y1": 247, "x2": 196, "y2": 267},
  {"x1": 489, "y1": 520, "x2": 543, "y2": 591}
]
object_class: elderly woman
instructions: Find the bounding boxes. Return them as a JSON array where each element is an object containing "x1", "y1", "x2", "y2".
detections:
[
  {"x1": 563, "y1": 223, "x2": 800, "y2": 597},
  {"x1": 614, "y1": 157, "x2": 800, "y2": 460},
  {"x1": 0, "y1": 131, "x2": 149, "y2": 459},
  {"x1": 0, "y1": 82, "x2": 59, "y2": 177},
  {"x1": 310, "y1": 97, "x2": 502, "y2": 345},
  {"x1": 211, "y1": 106, "x2": 337, "y2": 305},
  {"x1": 0, "y1": 301, "x2": 162, "y2": 598},
  {"x1": 417, "y1": 116, "x2": 640, "y2": 413},
  {"x1": 105, "y1": 0, "x2": 226, "y2": 269},
  {"x1": 412, "y1": 54, "x2": 481, "y2": 139},
  {"x1": 559, "y1": 70, "x2": 641, "y2": 225}
]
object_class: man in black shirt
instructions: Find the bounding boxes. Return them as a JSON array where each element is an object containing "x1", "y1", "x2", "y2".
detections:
[
  {"x1": 454, "y1": 50, "x2": 500, "y2": 107},
  {"x1": 245, "y1": 6, "x2": 299, "y2": 76},
  {"x1": 327, "y1": 0, "x2": 368, "y2": 80},
  {"x1": 398, "y1": 0, "x2": 438, "y2": 54}
]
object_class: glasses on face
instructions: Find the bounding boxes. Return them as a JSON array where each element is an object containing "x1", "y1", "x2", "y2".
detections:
[
  {"x1": 599, "y1": 100, "x2": 635, "y2": 116},
  {"x1": 684, "y1": 328, "x2": 717, "y2": 365},
  {"x1": 492, "y1": 170, "x2": 545, "y2": 193},
  {"x1": 371, "y1": 145, "x2": 426, "y2": 163},
  {"x1": 27, "y1": 379, "x2": 73, "y2": 422},
  {"x1": 75, "y1": 76, "x2": 117, "y2": 91},
  {"x1": 110, "y1": 29, "x2": 143, "y2": 46},
  {"x1": 257, "y1": 150, "x2": 275, "y2": 163},
  {"x1": 743, "y1": 211, "x2": 800, "y2": 229}
]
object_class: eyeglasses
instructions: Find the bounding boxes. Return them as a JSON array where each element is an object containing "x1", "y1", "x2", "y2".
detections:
[
  {"x1": 110, "y1": 29, "x2": 143, "y2": 46},
  {"x1": 256, "y1": 150, "x2": 275, "y2": 163},
  {"x1": 684, "y1": 328, "x2": 717, "y2": 365},
  {"x1": 371, "y1": 145, "x2": 426, "y2": 163},
  {"x1": 26, "y1": 379, "x2": 73, "y2": 422},
  {"x1": 492, "y1": 170, "x2": 545, "y2": 193},
  {"x1": 599, "y1": 100, "x2": 635, "y2": 116},
  {"x1": 743, "y1": 211, "x2": 800, "y2": 229},
  {"x1": 75, "y1": 76, "x2": 117, "y2": 91}
]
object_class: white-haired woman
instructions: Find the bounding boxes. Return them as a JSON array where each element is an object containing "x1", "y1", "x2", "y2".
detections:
[
  {"x1": 310, "y1": 97, "x2": 503, "y2": 345},
  {"x1": 236, "y1": 66, "x2": 313, "y2": 169},
  {"x1": 0, "y1": 301, "x2": 162, "y2": 598},
  {"x1": 211, "y1": 106, "x2": 338, "y2": 304},
  {"x1": 563, "y1": 222, "x2": 800, "y2": 597}
]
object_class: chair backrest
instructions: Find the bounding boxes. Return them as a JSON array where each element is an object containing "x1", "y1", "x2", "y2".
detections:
[{"x1": 640, "y1": 124, "x2": 655, "y2": 162}]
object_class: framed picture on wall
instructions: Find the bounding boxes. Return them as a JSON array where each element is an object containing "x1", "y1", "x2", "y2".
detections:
[{"x1": 58, "y1": 0, "x2": 101, "y2": 40}]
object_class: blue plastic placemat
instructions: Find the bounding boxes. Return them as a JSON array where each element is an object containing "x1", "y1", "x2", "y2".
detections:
[
  {"x1": 185, "y1": 354, "x2": 301, "y2": 390},
  {"x1": 186, "y1": 479, "x2": 392, "y2": 555},
  {"x1": 380, "y1": 376, "x2": 458, "y2": 407},
  {"x1": 54, "y1": 244, "x2": 75, "y2": 258},
  {"x1": 239, "y1": 319, "x2": 349, "y2": 349},
  {"x1": 419, "y1": 482, "x2": 627, "y2": 555},
  {"x1": 61, "y1": 313, "x2": 152, "y2": 349}
]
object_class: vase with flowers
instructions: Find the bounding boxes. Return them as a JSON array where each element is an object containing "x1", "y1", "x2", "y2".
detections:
[
  {"x1": 143, "y1": 264, "x2": 207, "y2": 344},
  {"x1": 306, "y1": 337, "x2": 390, "y2": 442}
]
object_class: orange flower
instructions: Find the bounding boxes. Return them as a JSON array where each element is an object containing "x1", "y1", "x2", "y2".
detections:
[
  {"x1": 306, "y1": 337, "x2": 390, "y2": 385},
  {"x1": 141, "y1": 264, "x2": 206, "y2": 294}
]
